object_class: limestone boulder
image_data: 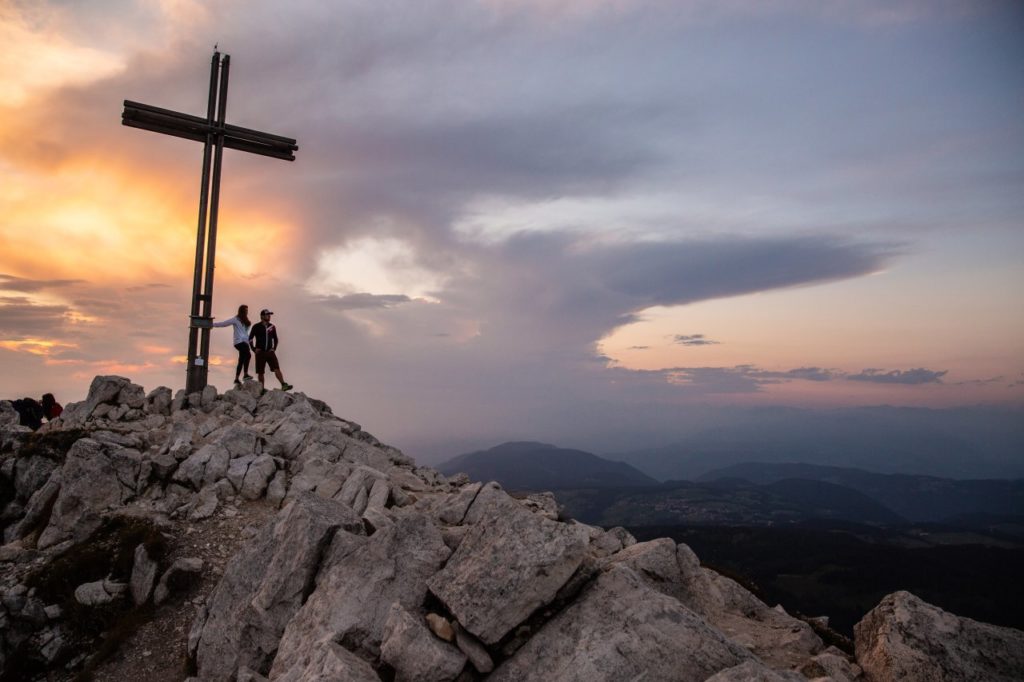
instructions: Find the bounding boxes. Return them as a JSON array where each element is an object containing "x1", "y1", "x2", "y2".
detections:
[
  {"x1": 4, "y1": 469, "x2": 61, "y2": 543},
  {"x1": 130, "y1": 543, "x2": 159, "y2": 606},
  {"x1": 144, "y1": 386, "x2": 173, "y2": 415},
  {"x1": 703, "y1": 660, "x2": 806, "y2": 681},
  {"x1": 240, "y1": 455, "x2": 277, "y2": 500},
  {"x1": 270, "y1": 514, "x2": 450, "y2": 674},
  {"x1": 272, "y1": 639, "x2": 380, "y2": 682},
  {"x1": 380, "y1": 603, "x2": 466, "y2": 681},
  {"x1": 192, "y1": 494, "x2": 364, "y2": 681},
  {"x1": 37, "y1": 439, "x2": 135, "y2": 549},
  {"x1": 427, "y1": 493, "x2": 589, "y2": 645},
  {"x1": 671, "y1": 542, "x2": 822, "y2": 670},
  {"x1": 74, "y1": 578, "x2": 127, "y2": 606},
  {"x1": 489, "y1": 564, "x2": 753, "y2": 682},
  {"x1": 854, "y1": 590, "x2": 1024, "y2": 682},
  {"x1": 153, "y1": 557, "x2": 203, "y2": 605}
]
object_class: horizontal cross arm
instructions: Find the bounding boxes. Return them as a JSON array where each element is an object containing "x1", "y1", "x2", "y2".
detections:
[{"x1": 122, "y1": 100, "x2": 298, "y2": 160}]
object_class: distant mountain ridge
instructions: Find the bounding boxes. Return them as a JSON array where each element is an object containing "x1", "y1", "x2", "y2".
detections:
[
  {"x1": 699, "y1": 462, "x2": 1024, "y2": 523},
  {"x1": 608, "y1": 406, "x2": 1024, "y2": 480},
  {"x1": 437, "y1": 441, "x2": 658, "y2": 490}
]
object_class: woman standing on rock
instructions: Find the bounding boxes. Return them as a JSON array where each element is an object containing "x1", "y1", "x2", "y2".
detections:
[{"x1": 213, "y1": 304, "x2": 254, "y2": 386}]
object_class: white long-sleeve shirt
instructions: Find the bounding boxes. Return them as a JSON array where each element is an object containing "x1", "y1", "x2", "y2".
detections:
[{"x1": 212, "y1": 316, "x2": 251, "y2": 345}]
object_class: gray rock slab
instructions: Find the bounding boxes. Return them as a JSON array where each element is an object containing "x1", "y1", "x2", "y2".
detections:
[
  {"x1": 154, "y1": 557, "x2": 203, "y2": 605},
  {"x1": 240, "y1": 455, "x2": 276, "y2": 500},
  {"x1": 436, "y1": 482, "x2": 483, "y2": 525},
  {"x1": 192, "y1": 494, "x2": 363, "y2": 681},
  {"x1": 5, "y1": 468, "x2": 61, "y2": 543},
  {"x1": 427, "y1": 496, "x2": 589, "y2": 645},
  {"x1": 227, "y1": 455, "x2": 256, "y2": 491},
  {"x1": 704, "y1": 660, "x2": 806, "y2": 681},
  {"x1": 38, "y1": 439, "x2": 132, "y2": 548},
  {"x1": 74, "y1": 579, "x2": 127, "y2": 606},
  {"x1": 855, "y1": 590, "x2": 1024, "y2": 682},
  {"x1": 669, "y1": 543, "x2": 822, "y2": 670},
  {"x1": 489, "y1": 564, "x2": 753, "y2": 682},
  {"x1": 273, "y1": 639, "x2": 380, "y2": 682},
  {"x1": 380, "y1": 603, "x2": 467, "y2": 682},
  {"x1": 454, "y1": 622, "x2": 493, "y2": 674},
  {"x1": 130, "y1": 544, "x2": 159, "y2": 605},
  {"x1": 271, "y1": 514, "x2": 450, "y2": 675}
]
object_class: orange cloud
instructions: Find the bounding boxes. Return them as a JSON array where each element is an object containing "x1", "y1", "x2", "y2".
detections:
[{"x1": 0, "y1": 338, "x2": 77, "y2": 355}]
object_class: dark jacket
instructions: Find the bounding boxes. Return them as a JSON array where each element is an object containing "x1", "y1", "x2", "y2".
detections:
[{"x1": 249, "y1": 322, "x2": 279, "y2": 352}]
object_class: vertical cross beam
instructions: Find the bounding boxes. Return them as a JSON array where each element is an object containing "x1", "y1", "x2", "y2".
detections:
[
  {"x1": 184, "y1": 52, "x2": 223, "y2": 394},
  {"x1": 121, "y1": 52, "x2": 297, "y2": 394}
]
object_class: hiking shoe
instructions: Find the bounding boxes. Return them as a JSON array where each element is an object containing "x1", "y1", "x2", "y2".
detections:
[
  {"x1": 281, "y1": 382, "x2": 293, "y2": 391},
  {"x1": 243, "y1": 374, "x2": 254, "y2": 381},
  {"x1": 233, "y1": 379, "x2": 242, "y2": 387}
]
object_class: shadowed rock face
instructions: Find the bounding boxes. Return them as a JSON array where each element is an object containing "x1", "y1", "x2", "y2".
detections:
[
  {"x1": 854, "y1": 590, "x2": 1024, "y2": 682},
  {"x1": 2, "y1": 375, "x2": 1021, "y2": 682}
]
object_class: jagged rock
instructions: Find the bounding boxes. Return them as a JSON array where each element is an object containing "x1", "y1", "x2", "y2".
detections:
[
  {"x1": 380, "y1": 603, "x2": 467, "y2": 681},
  {"x1": 266, "y1": 470, "x2": 286, "y2": 507},
  {"x1": 227, "y1": 455, "x2": 256, "y2": 491},
  {"x1": 352, "y1": 485, "x2": 369, "y2": 514},
  {"x1": 362, "y1": 506, "x2": 394, "y2": 534},
  {"x1": 145, "y1": 386, "x2": 173, "y2": 415},
  {"x1": 520, "y1": 491, "x2": 560, "y2": 520},
  {"x1": 489, "y1": 564, "x2": 753, "y2": 681},
  {"x1": 0, "y1": 401, "x2": 19, "y2": 427},
  {"x1": 37, "y1": 439, "x2": 134, "y2": 548},
  {"x1": 271, "y1": 514, "x2": 450, "y2": 674},
  {"x1": 147, "y1": 452, "x2": 178, "y2": 480},
  {"x1": 189, "y1": 487, "x2": 219, "y2": 521},
  {"x1": 4, "y1": 468, "x2": 61, "y2": 543},
  {"x1": 453, "y1": 622, "x2": 494, "y2": 674},
  {"x1": 436, "y1": 482, "x2": 483, "y2": 524},
  {"x1": 273, "y1": 639, "x2": 380, "y2": 682},
  {"x1": 21, "y1": 596, "x2": 48, "y2": 625},
  {"x1": 74, "y1": 578, "x2": 127, "y2": 606},
  {"x1": 130, "y1": 544, "x2": 158, "y2": 605},
  {"x1": 428, "y1": 493, "x2": 589, "y2": 645},
  {"x1": 193, "y1": 494, "x2": 363, "y2": 681},
  {"x1": 10, "y1": 455, "x2": 58, "y2": 504},
  {"x1": 366, "y1": 477, "x2": 390, "y2": 510},
  {"x1": 153, "y1": 557, "x2": 203, "y2": 605},
  {"x1": 174, "y1": 444, "x2": 219, "y2": 490},
  {"x1": 800, "y1": 646, "x2": 861, "y2": 681},
  {"x1": 119, "y1": 382, "x2": 146, "y2": 409},
  {"x1": 854, "y1": 590, "x2": 1024, "y2": 682},
  {"x1": 240, "y1": 454, "x2": 276, "y2": 500},
  {"x1": 461, "y1": 480, "x2": 509, "y2": 525},
  {"x1": 200, "y1": 385, "x2": 218, "y2": 409},
  {"x1": 663, "y1": 542, "x2": 823, "y2": 669},
  {"x1": 235, "y1": 667, "x2": 269, "y2": 682},
  {"x1": 704, "y1": 660, "x2": 806, "y2": 681},
  {"x1": 338, "y1": 465, "x2": 387, "y2": 509}
]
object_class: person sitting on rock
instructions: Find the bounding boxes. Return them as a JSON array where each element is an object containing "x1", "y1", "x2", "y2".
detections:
[
  {"x1": 12, "y1": 397, "x2": 44, "y2": 430},
  {"x1": 41, "y1": 393, "x2": 62, "y2": 422}
]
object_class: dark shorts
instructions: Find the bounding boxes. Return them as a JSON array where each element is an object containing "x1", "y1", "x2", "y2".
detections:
[{"x1": 254, "y1": 349, "x2": 280, "y2": 373}]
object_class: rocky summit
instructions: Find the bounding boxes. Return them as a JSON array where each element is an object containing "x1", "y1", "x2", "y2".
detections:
[{"x1": 1, "y1": 376, "x2": 1022, "y2": 681}]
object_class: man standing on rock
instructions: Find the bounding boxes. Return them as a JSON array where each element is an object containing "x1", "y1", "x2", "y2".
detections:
[{"x1": 249, "y1": 309, "x2": 293, "y2": 392}]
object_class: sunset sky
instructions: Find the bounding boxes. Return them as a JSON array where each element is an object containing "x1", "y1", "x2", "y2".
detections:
[{"x1": 1, "y1": 0, "x2": 1022, "y2": 459}]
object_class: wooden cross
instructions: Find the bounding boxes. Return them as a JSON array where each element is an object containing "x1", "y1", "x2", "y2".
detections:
[{"x1": 121, "y1": 51, "x2": 298, "y2": 393}]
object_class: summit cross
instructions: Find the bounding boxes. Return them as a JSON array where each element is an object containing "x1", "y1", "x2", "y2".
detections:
[{"x1": 121, "y1": 51, "x2": 298, "y2": 393}]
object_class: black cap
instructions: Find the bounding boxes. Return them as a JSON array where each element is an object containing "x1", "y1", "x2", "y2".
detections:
[{"x1": 260, "y1": 309, "x2": 274, "y2": 316}]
